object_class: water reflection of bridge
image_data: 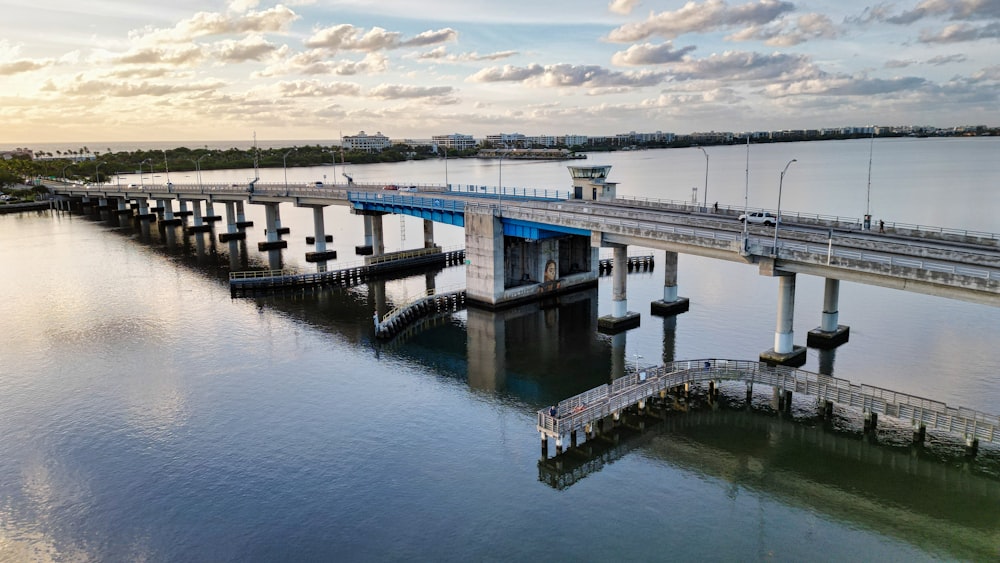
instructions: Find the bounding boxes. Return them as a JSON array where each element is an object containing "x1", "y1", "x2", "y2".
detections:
[{"x1": 540, "y1": 405, "x2": 1000, "y2": 561}]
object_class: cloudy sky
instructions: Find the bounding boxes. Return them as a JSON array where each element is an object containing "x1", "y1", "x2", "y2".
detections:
[{"x1": 1, "y1": 0, "x2": 997, "y2": 144}]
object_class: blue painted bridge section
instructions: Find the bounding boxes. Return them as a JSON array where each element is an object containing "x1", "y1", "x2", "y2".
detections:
[{"x1": 347, "y1": 190, "x2": 587, "y2": 239}]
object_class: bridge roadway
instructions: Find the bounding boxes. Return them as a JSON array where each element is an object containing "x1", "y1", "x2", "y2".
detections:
[{"x1": 56, "y1": 180, "x2": 1000, "y2": 307}]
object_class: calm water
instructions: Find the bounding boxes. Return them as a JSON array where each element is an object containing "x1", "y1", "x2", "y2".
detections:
[{"x1": 2, "y1": 138, "x2": 1000, "y2": 561}]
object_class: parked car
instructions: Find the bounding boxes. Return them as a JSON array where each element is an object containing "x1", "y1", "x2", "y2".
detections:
[
  {"x1": 738, "y1": 211, "x2": 780, "y2": 226},
  {"x1": 310, "y1": 181, "x2": 323, "y2": 187},
  {"x1": 382, "y1": 185, "x2": 398, "y2": 190},
  {"x1": 399, "y1": 186, "x2": 417, "y2": 192}
]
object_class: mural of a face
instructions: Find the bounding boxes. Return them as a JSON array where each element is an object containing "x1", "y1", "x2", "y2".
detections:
[{"x1": 544, "y1": 260, "x2": 557, "y2": 282}]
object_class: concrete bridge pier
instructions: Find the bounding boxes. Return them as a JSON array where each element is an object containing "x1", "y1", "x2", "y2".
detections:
[
  {"x1": 808, "y1": 278, "x2": 851, "y2": 348},
  {"x1": 423, "y1": 219, "x2": 435, "y2": 248},
  {"x1": 258, "y1": 203, "x2": 288, "y2": 270},
  {"x1": 219, "y1": 201, "x2": 247, "y2": 247},
  {"x1": 356, "y1": 214, "x2": 375, "y2": 255},
  {"x1": 235, "y1": 201, "x2": 253, "y2": 228},
  {"x1": 97, "y1": 197, "x2": 110, "y2": 220},
  {"x1": 371, "y1": 214, "x2": 385, "y2": 257},
  {"x1": 760, "y1": 272, "x2": 806, "y2": 367},
  {"x1": 598, "y1": 245, "x2": 640, "y2": 332},
  {"x1": 304, "y1": 206, "x2": 337, "y2": 266},
  {"x1": 135, "y1": 198, "x2": 154, "y2": 238},
  {"x1": 115, "y1": 198, "x2": 132, "y2": 228},
  {"x1": 651, "y1": 251, "x2": 690, "y2": 316},
  {"x1": 610, "y1": 332, "x2": 627, "y2": 380},
  {"x1": 177, "y1": 200, "x2": 191, "y2": 225}
]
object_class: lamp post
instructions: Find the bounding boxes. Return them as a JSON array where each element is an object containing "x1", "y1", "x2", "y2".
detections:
[
  {"x1": 139, "y1": 159, "x2": 151, "y2": 188},
  {"x1": 95, "y1": 162, "x2": 104, "y2": 186},
  {"x1": 772, "y1": 159, "x2": 797, "y2": 256},
  {"x1": 323, "y1": 149, "x2": 336, "y2": 185},
  {"x1": 696, "y1": 146, "x2": 709, "y2": 210},
  {"x1": 61, "y1": 163, "x2": 74, "y2": 183},
  {"x1": 865, "y1": 127, "x2": 874, "y2": 229},
  {"x1": 162, "y1": 150, "x2": 170, "y2": 185},
  {"x1": 282, "y1": 148, "x2": 296, "y2": 190},
  {"x1": 497, "y1": 145, "x2": 510, "y2": 211},
  {"x1": 189, "y1": 153, "x2": 211, "y2": 190},
  {"x1": 443, "y1": 144, "x2": 449, "y2": 189},
  {"x1": 115, "y1": 172, "x2": 121, "y2": 188}
]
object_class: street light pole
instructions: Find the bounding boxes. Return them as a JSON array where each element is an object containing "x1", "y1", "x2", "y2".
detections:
[
  {"x1": 139, "y1": 159, "x2": 150, "y2": 188},
  {"x1": 283, "y1": 148, "x2": 296, "y2": 190},
  {"x1": 162, "y1": 150, "x2": 170, "y2": 185},
  {"x1": 865, "y1": 127, "x2": 874, "y2": 225},
  {"x1": 61, "y1": 163, "x2": 73, "y2": 183},
  {"x1": 772, "y1": 159, "x2": 797, "y2": 256},
  {"x1": 443, "y1": 145, "x2": 449, "y2": 189},
  {"x1": 497, "y1": 145, "x2": 509, "y2": 212},
  {"x1": 696, "y1": 146, "x2": 709, "y2": 210},
  {"x1": 95, "y1": 162, "x2": 104, "y2": 185},
  {"x1": 192, "y1": 153, "x2": 210, "y2": 190},
  {"x1": 323, "y1": 150, "x2": 336, "y2": 185}
]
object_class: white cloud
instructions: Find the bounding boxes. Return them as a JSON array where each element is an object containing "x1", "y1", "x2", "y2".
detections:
[{"x1": 606, "y1": 0, "x2": 795, "y2": 42}]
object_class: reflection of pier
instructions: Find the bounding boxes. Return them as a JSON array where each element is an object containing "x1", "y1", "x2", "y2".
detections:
[
  {"x1": 537, "y1": 360, "x2": 999, "y2": 457},
  {"x1": 539, "y1": 399, "x2": 1000, "y2": 560}
]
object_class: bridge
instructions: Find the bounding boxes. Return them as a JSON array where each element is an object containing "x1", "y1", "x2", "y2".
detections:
[{"x1": 51, "y1": 164, "x2": 1000, "y2": 365}]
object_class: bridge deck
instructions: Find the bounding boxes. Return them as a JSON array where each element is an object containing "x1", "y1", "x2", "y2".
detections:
[{"x1": 538, "y1": 359, "x2": 999, "y2": 445}]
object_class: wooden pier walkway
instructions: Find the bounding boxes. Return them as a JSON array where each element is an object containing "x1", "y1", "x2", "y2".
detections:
[
  {"x1": 229, "y1": 247, "x2": 465, "y2": 296},
  {"x1": 537, "y1": 359, "x2": 999, "y2": 455}
]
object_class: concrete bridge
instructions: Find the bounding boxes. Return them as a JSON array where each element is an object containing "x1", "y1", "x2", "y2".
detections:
[{"x1": 52, "y1": 164, "x2": 1000, "y2": 365}]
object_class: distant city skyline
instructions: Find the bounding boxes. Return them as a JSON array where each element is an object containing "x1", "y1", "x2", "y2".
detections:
[{"x1": 2, "y1": 1, "x2": 998, "y2": 144}]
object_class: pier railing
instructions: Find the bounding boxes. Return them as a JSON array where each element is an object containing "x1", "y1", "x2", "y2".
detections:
[{"x1": 537, "y1": 359, "x2": 1000, "y2": 445}]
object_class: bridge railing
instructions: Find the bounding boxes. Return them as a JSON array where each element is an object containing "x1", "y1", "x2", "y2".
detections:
[
  {"x1": 379, "y1": 283, "x2": 466, "y2": 324},
  {"x1": 615, "y1": 194, "x2": 1000, "y2": 242}
]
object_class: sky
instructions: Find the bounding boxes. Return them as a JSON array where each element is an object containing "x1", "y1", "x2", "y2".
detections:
[{"x1": 1, "y1": 0, "x2": 998, "y2": 145}]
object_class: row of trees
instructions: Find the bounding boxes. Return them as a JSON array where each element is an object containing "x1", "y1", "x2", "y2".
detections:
[{"x1": 1, "y1": 143, "x2": 483, "y2": 188}]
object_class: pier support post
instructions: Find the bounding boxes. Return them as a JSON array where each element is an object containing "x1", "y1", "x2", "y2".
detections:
[
  {"x1": 760, "y1": 273, "x2": 806, "y2": 366},
  {"x1": 235, "y1": 201, "x2": 253, "y2": 228},
  {"x1": 808, "y1": 278, "x2": 850, "y2": 348},
  {"x1": 258, "y1": 203, "x2": 288, "y2": 270},
  {"x1": 965, "y1": 436, "x2": 979, "y2": 457},
  {"x1": 570, "y1": 431, "x2": 577, "y2": 448},
  {"x1": 540, "y1": 434, "x2": 548, "y2": 458},
  {"x1": 823, "y1": 400, "x2": 834, "y2": 419},
  {"x1": 598, "y1": 245, "x2": 640, "y2": 332},
  {"x1": 912, "y1": 422, "x2": 926, "y2": 445},
  {"x1": 555, "y1": 436, "x2": 563, "y2": 455},
  {"x1": 745, "y1": 382, "x2": 753, "y2": 406},
  {"x1": 864, "y1": 411, "x2": 878, "y2": 435}
]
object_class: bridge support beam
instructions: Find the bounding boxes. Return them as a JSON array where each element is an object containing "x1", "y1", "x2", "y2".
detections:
[
  {"x1": 651, "y1": 250, "x2": 690, "y2": 317},
  {"x1": 760, "y1": 273, "x2": 806, "y2": 367},
  {"x1": 372, "y1": 214, "x2": 385, "y2": 257},
  {"x1": 187, "y1": 200, "x2": 212, "y2": 233},
  {"x1": 808, "y1": 278, "x2": 850, "y2": 348},
  {"x1": 598, "y1": 245, "x2": 640, "y2": 333}
]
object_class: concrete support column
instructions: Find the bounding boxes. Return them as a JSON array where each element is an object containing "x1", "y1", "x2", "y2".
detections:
[
  {"x1": 235, "y1": 201, "x2": 251, "y2": 228},
  {"x1": 423, "y1": 219, "x2": 435, "y2": 248},
  {"x1": 808, "y1": 278, "x2": 850, "y2": 348},
  {"x1": 775, "y1": 274, "x2": 796, "y2": 354},
  {"x1": 192, "y1": 201, "x2": 204, "y2": 227},
  {"x1": 305, "y1": 208, "x2": 324, "y2": 253},
  {"x1": 225, "y1": 202, "x2": 236, "y2": 232},
  {"x1": 371, "y1": 214, "x2": 385, "y2": 256},
  {"x1": 612, "y1": 245, "x2": 627, "y2": 317},
  {"x1": 761, "y1": 273, "x2": 805, "y2": 366},
  {"x1": 265, "y1": 204, "x2": 280, "y2": 243},
  {"x1": 821, "y1": 278, "x2": 839, "y2": 331},
  {"x1": 599, "y1": 245, "x2": 641, "y2": 332},
  {"x1": 540, "y1": 433, "x2": 548, "y2": 459},
  {"x1": 651, "y1": 250, "x2": 689, "y2": 317}
]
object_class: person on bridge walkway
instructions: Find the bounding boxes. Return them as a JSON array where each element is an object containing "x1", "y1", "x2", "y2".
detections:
[{"x1": 879, "y1": 219, "x2": 885, "y2": 233}]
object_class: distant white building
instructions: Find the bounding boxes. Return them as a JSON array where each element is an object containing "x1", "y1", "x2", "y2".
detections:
[
  {"x1": 431, "y1": 133, "x2": 477, "y2": 150},
  {"x1": 343, "y1": 131, "x2": 391, "y2": 152},
  {"x1": 558, "y1": 135, "x2": 589, "y2": 147},
  {"x1": 485, "y1": 133, "x2": 527, "y2": 148}
]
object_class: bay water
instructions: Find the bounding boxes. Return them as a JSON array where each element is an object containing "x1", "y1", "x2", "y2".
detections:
[{"x1": 1, "y1": 137, "x2": 999, "y2": 561}]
